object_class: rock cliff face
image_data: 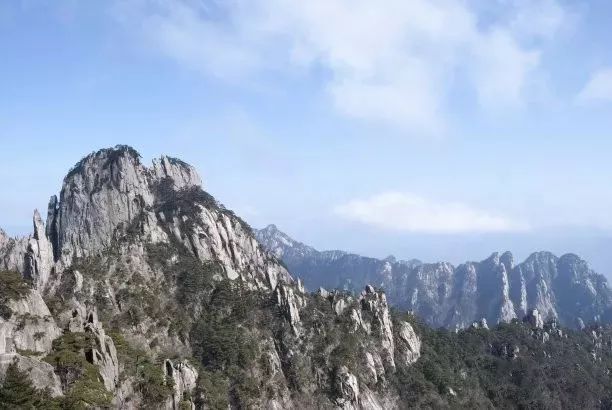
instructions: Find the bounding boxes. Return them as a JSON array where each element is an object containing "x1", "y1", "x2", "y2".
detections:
[
  {"x1": 0, "y1": 283, "x2": 63, "y2": 396},
  {"x1": 256, "y1": 225, "x2": 612, "y2": 329},
  {"x1": 0, "y1": 146, "x2": 422, "y2": 409},
  {"x1": 0, "y1": 289, "x2": 62, "y2": 355}
]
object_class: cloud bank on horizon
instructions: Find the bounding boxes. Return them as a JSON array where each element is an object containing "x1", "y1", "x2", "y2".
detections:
[{"x1": 334, "y1": 192, "x2": 530, "y2": 234}]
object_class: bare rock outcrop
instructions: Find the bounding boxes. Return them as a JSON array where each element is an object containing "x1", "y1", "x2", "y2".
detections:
[
  {"x1": 1, "y1": 146, "x2": 293, "y2": 294},
  {"x1": 396, "y1": 321, "x2": 421, "y2": 366},
  {"x1": 524, "y1": 308, "x2": 544, "y2": 329},
  {"x1": 360, "y1": 286, "x2": 397, "y2": 371},
  {"x1": 64, "y1": 308, "x2": 120, "y2": 391},
  {"x1": 0, "y1": 212, "x2": 55, "y2": 291},
  {"x1": 275, "y1": 283, "x2": 304, "y2": 334},
  {"x1": 151, "y1": 156, "x2": 202, "y2": 190},
  {"x1": 334, "y1": 366, "x2": 359, "y2": 409},
  {"x1": 0, "y1": 290, "x2": 61, "y2": 355},
  {"x1": 163, "y1": 359, "x2": 199, "y2": 410}
]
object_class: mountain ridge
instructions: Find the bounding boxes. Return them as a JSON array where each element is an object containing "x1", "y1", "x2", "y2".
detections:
[{"x1": 255, "y1": 224, "x2": 612, "y2": 329}]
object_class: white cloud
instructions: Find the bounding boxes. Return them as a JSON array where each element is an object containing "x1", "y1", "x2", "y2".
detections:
[
  {"x1": 577, "y1": 68, "x2": 612, "y2": 104},
  {"x1": 114, "y1": 0, "x2": 266, "y2": 80},
  {"x1": 334, "y1": 192, "x2": 530, "y2": 234},
  {"x1": 114, "y1": 0, "x2": 569, "y2": 133}
]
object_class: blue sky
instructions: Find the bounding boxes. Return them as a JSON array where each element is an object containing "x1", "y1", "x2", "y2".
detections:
[{"x1": 2, "y1": 0, "x2": 612, "y2": 275}]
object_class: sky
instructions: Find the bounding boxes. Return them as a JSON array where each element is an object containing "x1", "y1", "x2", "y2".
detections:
[{"x1": 1, "y1": 0, "x2": 612, "y2": 275}]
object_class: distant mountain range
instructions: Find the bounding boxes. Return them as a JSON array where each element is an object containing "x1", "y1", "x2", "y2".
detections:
[{"x1": 256, "y1": 224, "x2": 612, "y2": 329}]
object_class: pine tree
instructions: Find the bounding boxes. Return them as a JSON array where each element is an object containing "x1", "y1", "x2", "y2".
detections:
[{"x1": 0, "y1": 361, "x2": 40, "y2": 409}]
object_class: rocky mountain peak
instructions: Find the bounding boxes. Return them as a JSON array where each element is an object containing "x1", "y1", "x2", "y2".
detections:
[
  {"x1": 500, "y1": 251, "x2": 514, "y2": 272},
  {"x1": 262, "y1": 223, "x2": 278, "y2": 232},
  {"x1": 2, "y1": 146, "x2": 292, "y2": 292},
  {"x1": 557, "y1": 253, "x2": 589, "y2": 279},
  {"x1": 54, "y1": 146, "x2": 202, "y2": 264},
  {"x1": 523, "y1": 251, "x2": 559, "y2": 267},
  {"x1": 255, "y1": 224, "x2": 317, "y2": 261},
  {"x1": 151, "y1": 155, "x2": 202, "y2": 190}
]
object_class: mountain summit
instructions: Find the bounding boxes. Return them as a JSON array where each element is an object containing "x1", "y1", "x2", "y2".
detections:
[
  {"x1": 0, "y1": 146, "x2": 421, "y2": 408},
  {"x1": 2, "y1": 145, "x2": 289, "y2": 293}
]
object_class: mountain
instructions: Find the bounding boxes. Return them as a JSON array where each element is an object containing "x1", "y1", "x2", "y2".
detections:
[
  {"x1": 1, "y1": 146, "x2": 612, "y2": 409},
  {"x1": 255, "y1": 224, "x2": 421, "y2": 292},
  {"x1": 256, "y1": 224, "x2": 612, "y2": 329},
  {"x1": 0, "y1": 146, "x2": 421, "y2": 408}
]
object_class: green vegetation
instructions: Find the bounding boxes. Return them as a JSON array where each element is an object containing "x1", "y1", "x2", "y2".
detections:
[
  {"x1": 135, "y1": 360, "x2": 173, "y2": 407},
  {"x1": 194, "y1": 369, "x2": 230, "y2": 409},
  {"x1": 152, "y1": 177, "x2": 254, "y2": 235},
  {"x1": 0, "y1": 361, "x2": 55, "y2": 409},
  {"x1": 41, "y1": 329, "x2": 172, "y2": 408},
  {"x1": 191, "y1": 281, "x2": 259, "y2": 371},
  {"x1": 108, "y1": 330, "x2": 174, "y2": 406},
  {"x1": 45, "y1": 257, "x2": 109, "y2": 318},
  {"x1": 391, "y1": 312, "x2": 612, "y2": 409},
  {"x1": 0, "y1": 270, "x2": 30, "y2": 319},
  {"x1": 166, "y1": 156, "x2": 190, "y2": 168},
  {"x1": 101, "y1": 145, "x2": 141, "y2": 171},
  {"x1": 43, "y1": 332, "x2": 112, "y2": 408},
  {"x1": 186, "y1": 279, "x2": 285, "y2": 408},
  {"x1": 107, "y1": 330, "x2": 144, "y2": 379},
  {"x1": 301, "y1": 294, "x2": 364, "y2": 375},
  {"x1": 146, "y1": 241, "x2": 220, "y2": 308}
]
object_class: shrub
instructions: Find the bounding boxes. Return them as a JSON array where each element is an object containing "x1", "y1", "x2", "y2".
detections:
[
  {"x1": 152, "y1": 178, "x2": 253, "y2": 235},
  {"x1": 190, "y1": 281, "x2": 259, "y2": 371},
  {"x1": 0, "y1": 360, "x2": 55, "y2": 409},
  {"x1": 136, "y1": 360, "x2": 173, "y2": 407},
  {"x1": 0, "y1": 271, "x2": 30, "y2": 320},
  {"x1": 195, "y1": 370, "x2": 230, "y2": 410},
  {"x1": 42, "y1": 330, "x2": 113, "y2": 410},
  {"x1": 43, "y1": 332, "x2": 97, "y2": 387}
]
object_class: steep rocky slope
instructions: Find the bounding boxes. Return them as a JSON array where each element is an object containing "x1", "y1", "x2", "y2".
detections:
[
  {"x1": 256, "y1": 225, "x2": 612, "y2": 329},
  {"x1": 0, "y1": 146, "x2": 421, "y2": 409}
]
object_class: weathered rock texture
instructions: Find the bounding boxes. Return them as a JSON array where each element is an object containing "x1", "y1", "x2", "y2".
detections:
[
  {"x1": 0, "y1": 289, "x2": 61, "y2": 355},
  {"x1": 0, "y1": 146, "x2": 421, "y2": 409}
]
